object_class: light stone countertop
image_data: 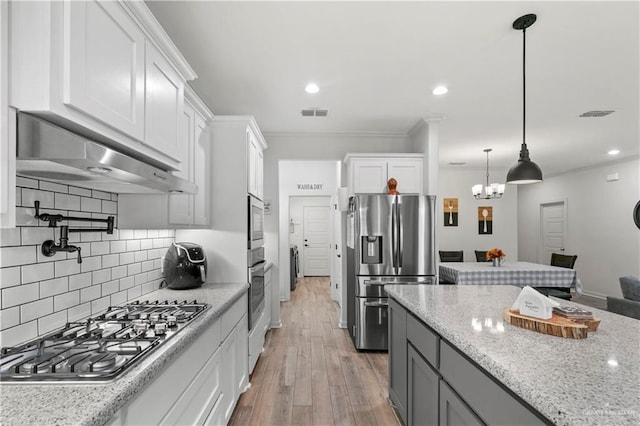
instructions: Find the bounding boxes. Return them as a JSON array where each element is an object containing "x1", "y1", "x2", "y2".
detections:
[
  {"x1": 385, "y1": 284, "x2": 640, "y2": 426},
  {"x1": 0, "y1": 282, "x2": 248, "y2": 426}
]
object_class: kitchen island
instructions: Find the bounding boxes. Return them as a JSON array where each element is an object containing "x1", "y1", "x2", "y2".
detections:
[
  {"x1": 0, "y1": 282, "x2": 248, "y2": 426},
  {"x1": 385, "y1": 284, "x2": 639, "y2": 426}
]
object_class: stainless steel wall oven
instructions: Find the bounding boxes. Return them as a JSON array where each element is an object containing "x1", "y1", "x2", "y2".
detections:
[
  {"x1": 248, "y1": 247, "x2": 265, "y2": 330},
  {"x1": 248, "y1": 195, "x2": 264, "y2": 250}
]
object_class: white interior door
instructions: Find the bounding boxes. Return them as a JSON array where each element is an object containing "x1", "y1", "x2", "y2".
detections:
[
  {"x1": 540, "y1": 201, "x2": 567, "y2": 264},
  {"x1": 329, "y1": 198, "x2": 342, "y2": 303},
  {"x1": 303, "y1": 206, "x2": 330, "y2": 276}
]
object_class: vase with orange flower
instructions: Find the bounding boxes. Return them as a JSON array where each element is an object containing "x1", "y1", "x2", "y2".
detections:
[{"x1": 486, "y1": 248, "x2": 506, "y2": 267}]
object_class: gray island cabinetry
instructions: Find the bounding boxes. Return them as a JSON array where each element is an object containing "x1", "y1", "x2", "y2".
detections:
[{"x1": 386, "y1": 285, "x2": 640, "y2": 426}]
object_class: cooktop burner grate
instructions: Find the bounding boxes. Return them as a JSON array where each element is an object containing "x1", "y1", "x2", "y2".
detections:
[{"x1": 0, "y1": 300, "x2": 208, "y2": 382}]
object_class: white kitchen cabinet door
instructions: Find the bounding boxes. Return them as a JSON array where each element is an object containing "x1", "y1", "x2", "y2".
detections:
[
  {"x1": 64, "y1": 0, "x2": 145, "y2": 140},
  {"x1": 247, "y1": 130, "x2": 258, "y2": 197},
  {"x1": 351, "y1": 159, "x2": 388, "y2": 193},
  {"x1": 388, "y1": 158, "x2": 423, "y2": 194},
  {"x1": 0, "y1": 1, "x2": 15, "y2": 229},
  {"x1": 256, "y1": 146, "x2": 264, "y2": 199},
  {"x1": 169, "y1": 102, "x2": 195, "y2": 225},
  {"x1": 193, "y1": 113, "x2": 211, "y2": 225},
  {"x1": 144, "y1": 40, "x2": 183, "y2": 161},
  {"x1": 219, "y1": 314, "x2": 249, "y2": 424}
]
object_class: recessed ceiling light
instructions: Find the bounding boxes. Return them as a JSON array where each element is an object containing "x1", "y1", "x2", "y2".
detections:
[
  {"x1": 305, "y1": 83, "x2": 319, "y2": 94},
  {"x1": 608, "y1": 149, "x2": 620, "y2": 156},
  {"x1": 432, "y1": 85, "x2": 448, "y2": 96}
]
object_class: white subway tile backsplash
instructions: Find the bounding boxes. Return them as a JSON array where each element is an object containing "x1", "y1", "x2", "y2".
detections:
[
  {"x1": 119, "y1": 252, "x2": 135, "y2": 265},
  {"x1": 119, "y1": 230, "x2": 134, "y2": 240},
  {"x1": 2, "y1": 283, "x2": 39, "y2": 308},
  {"x1": 91, "y1": 296, "x2": 110, "y2": 315},
  {"x1": 134, "y1": 272, "x2": 148, "y2": 286},
  {"x1": 134, "y1": 251, "x2": 148, "y2": 263},
  {"x1": 20, "y1": 227, "x2": 55, "y2": 246},
  {"x1": 0, "y1": 177, "x2": 175, "y2": 346},
  {"x1": 111, "y1": 265, "x2": 127, "y2": 280},
  {"x1": 126, "y1": 240, "x2": 141, "y2": 252},
  {"x1": 68, "y1": 186, "x2": 91, "y2": 197},
  {"x1": 111, "y1": 290, "x2": 127, "y2": 305},
  {"x1": 0, "y1": 246, "x2": 37, "y2": 268},
  {"x1": 21, "y1": 298, "x2": 53, "y2": 323},
  {"x1": 0, "y1": 228, "x2": 21, "y2": 246},
  {"x1": 102, "y1": 254, "x2": 119, "y2": 268},
  {"x1": 40, "y1": 277, "x2": 69, "y2": 298},
  {"x1": 16, "y1": 176, "x2": 39, "y2": 189},
  {"x1": 69, "y1": 272, "x2": 92, "y2": 291},
  {"x1": 91, "y1": 241, "x2": 110, "y2": 256},
  {"x1": 101, "y1": 280, "x2": 119, "y2": 296},
  {"x1": 127, "y1": 263, "x2": 142, "y2": 276},
  {"x1": 102, "y1": 200, "x2": 117, "y2": 214},
  {"x1": 92, "y1": 269, "x2": 111, "y2": 285},
  {"x1": 54, "y1": 291, "x2": 80, "y2": 312},
  {"x1": 54, "y1": 259, "x2": 81, "y2": 278},
  {"x1": 80, "y1": 197, "x2": 101, "y2": 212},
  {"x1": 133, "y1": 230, "x2": 147, "y2": 239},
  {"x1": 1, "y1": 306, "x2": 20, "y2": 330},
  {"x1": 38, "y1": 310, "x2": 67, "y2": 334},
  {"x1": 40, "y1": 181, "x2": 68, "y2": 194},
  {"x1": 22, "y1": 188, "x2": 54, "y2": 209},
  {"x1": 0, "y1": 266, "x2": 21, "y2": 289},
  {"x1": 80, "y1": 256, "x2": 102, "y2": 273},
  {"x1": 80, "y1": 285, "x2": 101, "y2": 303},
  {"x1": 1, "y1": 321, "x2": 38, "y2": 347},
  {"x1": 54, "y1": 193, "x2": 80, "y2": 210},
  {"x1": 119, "y1": 276, "x2": 135, "y2": 291},
  {"x1": 92, "y1": 190, "x2": 111, "y2": 201},
  {"x1": 68, "y1": 302, "x2": 91, "y2": 321},
  {"x1": 110, "y1": 240, "x2": 126, "y2": 253},
  {"x1": 22, "y1": 262, "x2": 54, "y2": 284}
]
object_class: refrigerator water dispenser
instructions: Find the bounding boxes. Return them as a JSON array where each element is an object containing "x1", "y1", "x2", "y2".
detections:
[{"x1": 361, "y1": 236, "x2": 382, "y2": 264}]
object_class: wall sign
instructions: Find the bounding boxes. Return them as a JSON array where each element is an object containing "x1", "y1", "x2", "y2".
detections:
[
  {"x1": 444, "y1": 198, "x2": 458, "y2": 227},
  {"x1": 296, "y1": 183, "x2": 324, "y2": 190},
  {"x1": 478, "y1": 206, "x2": 493, "y2": 235}
]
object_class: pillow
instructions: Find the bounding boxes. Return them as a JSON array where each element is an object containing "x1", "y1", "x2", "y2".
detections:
[{"x1": 619, "y1": 276, "x2": 640, "y2": 302}]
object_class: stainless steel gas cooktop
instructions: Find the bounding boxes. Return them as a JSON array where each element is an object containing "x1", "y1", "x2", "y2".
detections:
[{"x1": 0, "y1": 300, "x2": 208, "y2": 382}]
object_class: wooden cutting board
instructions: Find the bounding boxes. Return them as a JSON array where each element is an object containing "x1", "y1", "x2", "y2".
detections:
[{"x1": 503, "y1": 308, "x2": 601, "y2": 339}]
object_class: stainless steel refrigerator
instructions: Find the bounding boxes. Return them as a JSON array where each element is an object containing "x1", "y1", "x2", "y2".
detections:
[{"x1": 346, "y1": 194, "x2": 437, "y2": 350}]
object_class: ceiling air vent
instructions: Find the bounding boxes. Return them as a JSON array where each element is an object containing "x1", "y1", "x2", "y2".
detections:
[
  {"x1": 301, "y1": 108, "x2": 328, "y2": 117},
  {"x1": 579, "y1": 110, "x2": 615, "y2": 118}
]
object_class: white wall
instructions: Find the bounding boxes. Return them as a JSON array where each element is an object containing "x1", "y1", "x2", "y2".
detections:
[
  {"x1": 518, "y1": 157, "x2": 640, "y2": 298},
  {"x1": 438, "y1": 167, "x2": 519, "y2": 262}
]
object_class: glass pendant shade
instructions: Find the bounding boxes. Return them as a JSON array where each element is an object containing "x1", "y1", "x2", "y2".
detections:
[{"x1": 473, "y1": 149, "x2": 505, "y2": 199}]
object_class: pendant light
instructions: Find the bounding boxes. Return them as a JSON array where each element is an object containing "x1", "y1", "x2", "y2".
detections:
[
  {"x1": 472, "y1": 149, "x2": 505, "y2": 199},
  {"x1": 506, "y1": 14, "x2": 543, "y2": 184}
]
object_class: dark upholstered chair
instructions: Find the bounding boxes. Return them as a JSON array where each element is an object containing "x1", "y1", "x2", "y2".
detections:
[
  {"x1": 607, "y1": 276, "x2": 640, "y2": 320},
  {"x1": 475, "y1": 250, "x2": 490, "y2": 262},
  {"x1": 439, "y1": 250, "x2": 463, "y2": 262},
  {"x1": 550, "y1": 253, "x2": 578, "y2": 269},
  {"x1": 538, "y1": 253, "x2": 578, "y2": 300}
]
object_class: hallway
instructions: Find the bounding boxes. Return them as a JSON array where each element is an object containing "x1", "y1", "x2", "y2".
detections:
[{"x1": 229, "y1": 277, "x2": 400, "y2": 426}]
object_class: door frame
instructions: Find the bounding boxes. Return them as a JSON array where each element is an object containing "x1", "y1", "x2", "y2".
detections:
[{"x1": 538, "y1": 198, "x2": 568, "y2": 264}]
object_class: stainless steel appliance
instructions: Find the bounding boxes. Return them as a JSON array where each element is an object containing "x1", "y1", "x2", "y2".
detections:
[
  {"x1": 0, "y1": 300, "x2": 208, "y2": 382},
  {"x1": 248, "y1": 247, "x2": 265, "y2": 330},
  {"x1": 163, "y1": 242, "x2": 207, "y2": 289},
  {"x1": 248, "y1": 195, "x2": 264, "y2": 250},
  {"x1": 347, "y1": 194, "x2": 437, "y2": 350},
  {"x1": 15, "y1": 112, "x2": 196, "y2": 194}
]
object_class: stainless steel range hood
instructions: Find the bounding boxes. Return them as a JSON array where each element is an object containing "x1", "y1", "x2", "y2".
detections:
[{"x1": 16, "y1": 112, "x2": 197, "y2": 194}]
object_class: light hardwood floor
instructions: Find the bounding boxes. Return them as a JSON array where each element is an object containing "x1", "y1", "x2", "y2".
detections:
[{"x1": 229, "y1": 277, "x2": 401, "y2": 426}]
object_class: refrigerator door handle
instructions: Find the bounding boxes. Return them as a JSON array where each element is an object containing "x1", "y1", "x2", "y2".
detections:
[
  {"x1": 363, "y1": 300, "x2": 389, "y2": 308},
  {"x1": 397, "y1": 201, "x2": 403, "y2": 268},
  {"x1": 391, "y1": 201, "x2": 398, "y2": 270}
]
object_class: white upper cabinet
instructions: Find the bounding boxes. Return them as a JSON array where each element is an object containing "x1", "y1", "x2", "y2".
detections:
[
  {"x1": 9, "y1": 0, "x2": 196, "y2": 171},
  {"x1": 247, "y1": 129, "x2": 265, "y2": 200},
  {"x1": 144, "y1": 41, "x2": 184, "y2": 160},
  {"x1": 345, "y1": 153, "x2": 424, "y2": 195},
  {"x1": 192, "y1": 111, "x2": 211, "y2": 225},
  {"x1": 64, "y1": 0, "x2": 145, "y2": 140}
]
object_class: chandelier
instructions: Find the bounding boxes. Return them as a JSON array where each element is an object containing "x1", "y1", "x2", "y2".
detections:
[{"x1": 472, "y1": 149, "x2": 505, "y2": 199}]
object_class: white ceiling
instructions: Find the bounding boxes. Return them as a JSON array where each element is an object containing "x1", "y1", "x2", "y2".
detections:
[{"x1": 145, "y1": 1, "x2": 639, "y2": 175}]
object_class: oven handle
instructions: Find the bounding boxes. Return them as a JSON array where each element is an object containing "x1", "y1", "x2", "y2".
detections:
[
  {"x1": 363, "y1": 301, "x2": 389, "y2": 308},
  {"x1": 249, "y1": 261, "x2": 266, "y2": 280}
]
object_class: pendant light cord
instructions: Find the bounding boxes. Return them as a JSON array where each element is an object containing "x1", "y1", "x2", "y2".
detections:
[{"x1": 522, "y1": 25, "x2": 527, "y2": 148}]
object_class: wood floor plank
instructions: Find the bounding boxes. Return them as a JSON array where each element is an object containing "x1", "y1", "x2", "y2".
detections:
[{"x1": 231, "y1": 277, "x2": 400, "y2": 426}]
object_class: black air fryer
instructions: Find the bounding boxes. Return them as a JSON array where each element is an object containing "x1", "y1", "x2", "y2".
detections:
[{"x1": 163, "y1": 242, "x2": 207, "y2": 289}]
